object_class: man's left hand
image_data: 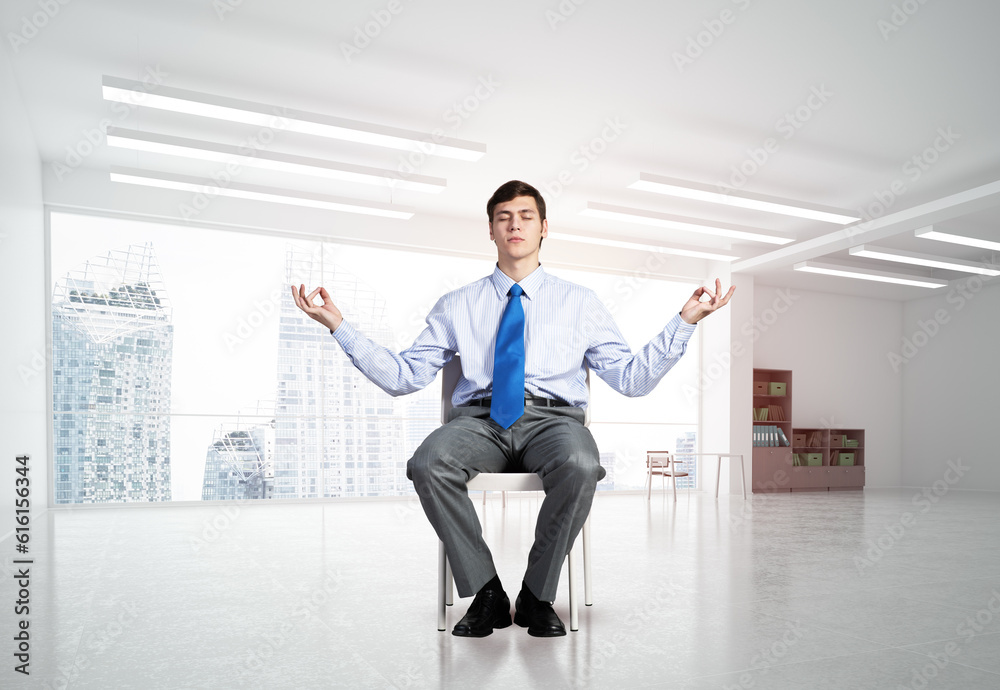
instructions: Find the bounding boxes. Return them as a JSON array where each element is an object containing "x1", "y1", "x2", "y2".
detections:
[{"x1": 680, "y1": 279, "x2": 736, "y2": 324}]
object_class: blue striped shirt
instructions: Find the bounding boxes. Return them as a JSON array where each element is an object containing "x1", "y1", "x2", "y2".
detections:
[{"x1": 331, "y1": 264, "x2": 697, "y2": 407}]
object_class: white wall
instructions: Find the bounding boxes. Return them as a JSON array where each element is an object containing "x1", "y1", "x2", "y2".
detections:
[
  {"x1": 0, "y1": 49, "x2": 48, "y2": 518},
  {"x1": 901, "y1": 277, "x2": 1000, "y2": 490},
  {"x1": 752, "y1": 283, "x2": 903, "y2": 488}
]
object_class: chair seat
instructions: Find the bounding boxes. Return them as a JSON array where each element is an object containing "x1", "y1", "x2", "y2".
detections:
[{"x1": 467, "y1": 472, "x2": 542, "y2": 492}]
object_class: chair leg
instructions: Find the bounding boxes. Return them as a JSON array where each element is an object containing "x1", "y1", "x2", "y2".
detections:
[
  {"x1": 671, "y1": 472, "x2": 677, "y2": 503},
  {"x1": 445, "y1": 556, "x2": 453, "y2": 607},
  {"x1": 437, "y1": 541, "x2": 449, "y2": 631},
  {"x1": 567, "y1": 542, "x2": 579, "y2": 632},
  {"x1": 582, "y1": 514, "x2": 593, "y2": 606},
  {"x1": 739, "y1": 454, "x2": 747, "y2": 500}
]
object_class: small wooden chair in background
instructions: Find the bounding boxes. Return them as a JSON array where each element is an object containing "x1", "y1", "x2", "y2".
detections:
[{"x1": 646, "y1": 450, "x2": 688, "y2": 502}]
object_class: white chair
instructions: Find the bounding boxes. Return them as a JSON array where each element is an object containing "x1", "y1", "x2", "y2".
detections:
[
  {"x1": 646, "y1": 450, "x2": 688, "y2": 502},
  {"x1": 437, "y1": 355, "x2": 593, "y2": 632}
]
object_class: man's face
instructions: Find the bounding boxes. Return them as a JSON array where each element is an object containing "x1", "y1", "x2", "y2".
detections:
[{"x1": 489, "y1": 195, "x2": 548, "y2": 262}]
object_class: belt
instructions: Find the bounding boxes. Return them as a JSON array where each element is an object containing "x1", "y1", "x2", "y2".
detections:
[{"x1": 464, "y1": 396, "x2": 572, "y2": 408}]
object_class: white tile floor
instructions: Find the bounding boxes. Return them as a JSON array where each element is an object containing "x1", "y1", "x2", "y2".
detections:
[{"x1": 7, "y1": 488, "x2": 1000, "y2": 689}]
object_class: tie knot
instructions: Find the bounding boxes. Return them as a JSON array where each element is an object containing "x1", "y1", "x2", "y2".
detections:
[{"x1": 509, "y1": 284, "x2": 523, "y2": 298}]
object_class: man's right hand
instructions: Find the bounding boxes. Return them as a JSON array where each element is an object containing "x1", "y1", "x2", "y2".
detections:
[{"x1": 291, "y1": 284, "x2": 344, "y2": 332}]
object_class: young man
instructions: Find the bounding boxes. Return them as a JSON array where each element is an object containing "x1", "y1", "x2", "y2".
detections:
[{"x1": 292, "y1": 180, "x2": 734, "y2": 637}]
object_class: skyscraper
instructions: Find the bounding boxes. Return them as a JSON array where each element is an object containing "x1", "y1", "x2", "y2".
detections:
[
  {"x1": 51, "y1": 243, "x2": 173, "y2": 503},
  {"x1": 674, "y1": 431, "x2": 698, "y2": 490},
  {"x1": 202, "y1": 421, "x2": 274, "y2": 501},
  {"x1": 274, "y1": 245, "x2": 433, "y2": 499}
]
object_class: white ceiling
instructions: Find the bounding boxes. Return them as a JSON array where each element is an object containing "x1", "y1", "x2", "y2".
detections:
[{"x1": 5, "y1": 0, "x2": 1000, "y2": 300}]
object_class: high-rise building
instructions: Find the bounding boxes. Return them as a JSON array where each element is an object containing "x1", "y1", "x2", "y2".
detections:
[
  {"x1": 674, "y1": 431, "x2": 698, "y2": 490},
  {"x1": 202, "y1": 422, "x2": 274, "y2": 501},
  {"x1": 274, "y1": 245, "x2": 431, "y2": 498},
  {"x1": 51, "y1": 243, "x2": 173, "y2": 503}
]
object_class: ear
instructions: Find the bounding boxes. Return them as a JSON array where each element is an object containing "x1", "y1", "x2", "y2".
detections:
[
  {"x1": 541, "y1": 218, "x2": 548, "y2": 239},
  {"x1": 489, "y1": 221, "x2": 495, "y2": 242}
]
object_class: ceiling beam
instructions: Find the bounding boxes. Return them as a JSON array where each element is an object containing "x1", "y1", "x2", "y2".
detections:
[{"x1": 732, "y1": 179, "x2": 1000, "y2": 274}]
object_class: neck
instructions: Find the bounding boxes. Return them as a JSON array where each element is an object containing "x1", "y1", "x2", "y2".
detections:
[{"x1": 497, "y1": 256, "x2": 540, "y2": 284}]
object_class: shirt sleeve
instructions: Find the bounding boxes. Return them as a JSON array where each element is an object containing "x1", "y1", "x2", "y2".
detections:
[
  {"x1": 583, "y1": 293, "x2": 697, "y2": 397},
  {"x1": 330, "y1": 293, "x2": 456, "y2": 396}
]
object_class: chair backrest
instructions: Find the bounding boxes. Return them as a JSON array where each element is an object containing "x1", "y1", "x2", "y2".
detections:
[{"x1": 439, "y1": 355, "x2": 590, "y2": 427}]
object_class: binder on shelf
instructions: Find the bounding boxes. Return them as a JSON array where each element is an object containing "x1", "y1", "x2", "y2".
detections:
[{"x1": 777, "y1": 427, "x2": 790, "y2": 446}]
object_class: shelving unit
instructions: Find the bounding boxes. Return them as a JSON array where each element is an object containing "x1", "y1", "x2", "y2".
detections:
[{"x1": 752, "y1": 368, "x2": 866, "y2": 493}]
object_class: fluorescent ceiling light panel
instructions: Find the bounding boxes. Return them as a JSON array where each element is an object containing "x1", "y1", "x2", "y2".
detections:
[
  {"x1": 914, "y1": 227, "x2": 1000, "y2": 252},
  {"x1": 102, "y1": 75, "x2": 486, "y2": 161},
  {"x1": 106, "y1": 127, "x2": 445, "y2": 193},
  {"x1": 849, "y1": 245, "x2": 1000, "y2": 276},
  {"x1": 793, "y1": 261, "x2": 948, "y2": 288},
  {"x1": 581, "y1": 202, "x2": 793, "y2": 245},
  {"x1": 628, "y1": 172, "x2": 860, "y2": 224},
  {"x1": 553, "y1": 233, "x2": 739, "y2": 261},
  {"x1": 110, "y1": 166, "x2": 414, "y2": 219}
]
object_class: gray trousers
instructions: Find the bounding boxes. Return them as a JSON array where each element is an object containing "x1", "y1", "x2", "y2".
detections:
[{"x1": 406, "y1": 404, "x2": 605, "y2": 603}]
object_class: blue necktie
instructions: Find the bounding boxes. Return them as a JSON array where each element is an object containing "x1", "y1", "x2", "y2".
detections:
[{"x1": 490, "y1": 284, "x2": 525, "y2": 429}]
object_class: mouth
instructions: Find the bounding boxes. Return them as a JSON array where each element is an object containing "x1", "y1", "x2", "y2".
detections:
[{"x1": 508, "y1": 237, "x2": 524, "y2": 243}]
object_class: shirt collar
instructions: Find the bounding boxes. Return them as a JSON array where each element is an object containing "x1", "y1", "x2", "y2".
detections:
[{"x1": 490, "y1": 264, "x2": 547, "y2": 300}]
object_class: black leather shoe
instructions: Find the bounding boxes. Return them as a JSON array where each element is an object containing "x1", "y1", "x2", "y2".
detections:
[
  {"x1": 514, "y1": 585, "x2": 567, "y2": 637},
  {"x1": 452, "y1": 588, "x2": 512, "y2": 637}
]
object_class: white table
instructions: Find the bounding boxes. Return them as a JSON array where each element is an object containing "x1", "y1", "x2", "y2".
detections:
[{"x1": 650, "y1": 452, "x2": 747, "y2": 499}]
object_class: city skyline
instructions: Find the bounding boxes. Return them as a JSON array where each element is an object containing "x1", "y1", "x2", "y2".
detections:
[{"x1": 51, "y1": 213, "x2": 702, "y2": 501}]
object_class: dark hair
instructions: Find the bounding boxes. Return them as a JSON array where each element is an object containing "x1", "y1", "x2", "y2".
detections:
[{"x1": 486, "y1": 180, "x2": 547, "y2": 223}]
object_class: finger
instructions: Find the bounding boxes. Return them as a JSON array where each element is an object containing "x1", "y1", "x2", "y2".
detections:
[
  {"x1": 290, "y1": 284, "x2": 303, "y2": 309},
  {"x1": 306, "y1": 287, "x2": 322, "y2": 306}
]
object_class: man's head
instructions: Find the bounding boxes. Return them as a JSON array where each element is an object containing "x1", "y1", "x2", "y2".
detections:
[
  {"x1": 487, "y1": 181, "x2": 548, "y2": 266},
  {"x1": 487, "y1": 180, "x2": 547, "y2": 225}
]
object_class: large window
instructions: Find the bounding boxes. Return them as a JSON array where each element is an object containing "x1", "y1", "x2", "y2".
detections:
[{"x1": 49, "y1": 212, "x2": 700, "y2": 503}]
